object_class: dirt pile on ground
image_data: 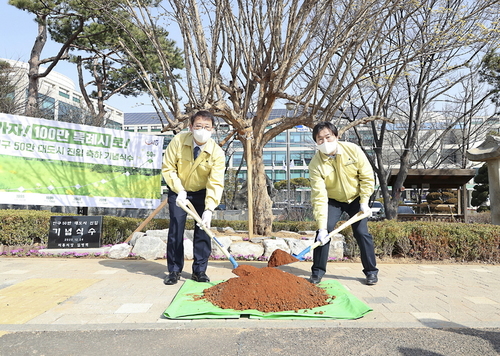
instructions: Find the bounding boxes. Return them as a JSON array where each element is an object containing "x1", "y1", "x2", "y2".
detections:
[
  {"x1": 200, "y1": 265, "x2": 331, "y2": 313},
  {"x1": 267, "y1": 249, "x2": 300, "y2": 267}
]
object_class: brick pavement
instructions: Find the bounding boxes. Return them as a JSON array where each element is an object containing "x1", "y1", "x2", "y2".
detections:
[{"x1": 0, "y1": 257, "x2": 499, "y2": 332}]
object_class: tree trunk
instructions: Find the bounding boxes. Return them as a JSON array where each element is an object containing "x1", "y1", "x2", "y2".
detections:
[
  {"x1": 25, "y1": 17, "x2": 47, "y2": 117},
  {"x1": 250, "y1": 138, "x2": 273, "y2": 235},
  {"x1": 26, "y1": 64, "x2": 40, "y2": 117}
]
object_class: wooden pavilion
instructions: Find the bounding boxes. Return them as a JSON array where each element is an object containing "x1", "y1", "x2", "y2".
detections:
[{"x1": 387, "y1": 168, "x2": 476, "y2": 222}]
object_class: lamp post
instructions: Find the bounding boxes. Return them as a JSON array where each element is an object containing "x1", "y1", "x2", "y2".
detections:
[{"x1": 285, "y1": 103, "x2": 295, "y2": 212}]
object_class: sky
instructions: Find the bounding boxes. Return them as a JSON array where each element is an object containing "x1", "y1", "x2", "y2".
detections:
[{"x1": 0, "y1": 2, "x2": 160, "y2": 113}]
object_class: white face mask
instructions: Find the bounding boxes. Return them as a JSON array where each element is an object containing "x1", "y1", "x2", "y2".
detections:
[
  {"x1": 192, "y1": 128, "x2": 212, "y2": 144},
  {"x1": 316, "y1": 140, "x2": 338, "y2": 155}
]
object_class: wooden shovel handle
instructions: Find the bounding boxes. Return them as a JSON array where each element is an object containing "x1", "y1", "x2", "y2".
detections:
[{"x1": 124, "y1": 199, "x2": 169, "y2": 243}]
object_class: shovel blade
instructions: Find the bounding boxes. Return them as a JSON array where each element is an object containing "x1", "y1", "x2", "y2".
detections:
[{"x1": 291, "y1": 246, "x2": 311, "y2": 261}]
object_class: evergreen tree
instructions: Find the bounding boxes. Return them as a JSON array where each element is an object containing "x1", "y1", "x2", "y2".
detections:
[
  {"x1": 471, "y1": 163, "x2": 489, "y2": 209},
  {"x1": 479, "y1": 50, "x2": 500, "y2": 107}
]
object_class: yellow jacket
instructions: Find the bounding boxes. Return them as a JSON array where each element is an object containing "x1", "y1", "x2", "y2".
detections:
[
  {"x1": 308, "y1": 141, "x2": 375, "y2": 230},
  {"x1": 162, "y1": 132, "x2": 225, "y2": 211}
]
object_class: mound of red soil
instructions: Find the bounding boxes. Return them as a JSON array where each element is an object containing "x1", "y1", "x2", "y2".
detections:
[
  {"x1": 232, "y1": 264, "x2": 260, "y2": 276},
  {"x1": 267, "y1": 249, "x2": 300, "y2": 267},
  {"x1": 200, "y1": 265, "x2": 331, "y2": 313}
]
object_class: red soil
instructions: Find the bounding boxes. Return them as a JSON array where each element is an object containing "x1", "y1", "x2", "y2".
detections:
[
  {"x1": 200, "y1": 265, "x2": 331, "y2": 313},
  {"x1": 267, "y1": 249, "x2": 300, "y2": 267}
]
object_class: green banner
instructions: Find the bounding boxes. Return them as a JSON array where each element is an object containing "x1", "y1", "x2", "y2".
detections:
[{"x1": 0, "y1": 113, "x2": 164, "y2": 209}]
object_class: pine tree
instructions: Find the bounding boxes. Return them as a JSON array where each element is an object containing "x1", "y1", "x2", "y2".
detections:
[{"x1": 471, "y1": 163, "x2": 489, "y2": 210}]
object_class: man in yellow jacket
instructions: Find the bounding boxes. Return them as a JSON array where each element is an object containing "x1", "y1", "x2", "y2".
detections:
[
  {"x1": 308, "y1": 121, "x2": 378, "y2": 285},
  {"x1": 162, "y1": 111, "x2": 225, "y2": 285}
]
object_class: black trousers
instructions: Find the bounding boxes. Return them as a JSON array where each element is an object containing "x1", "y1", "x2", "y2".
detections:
[
  {"x1": 312, "y1": 197, "x2": 378, "y2": 278},
  {"x1": 166, "y1": 188, "x2": 210, "y2": 274}
]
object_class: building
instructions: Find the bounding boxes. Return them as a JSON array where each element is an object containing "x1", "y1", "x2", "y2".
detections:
[
  {"x1": 124, "y1": 109, "x2": 500, "y2": 209},
  {"x1": 0, "y1": 58, "x2": 124, "y2": 129}
]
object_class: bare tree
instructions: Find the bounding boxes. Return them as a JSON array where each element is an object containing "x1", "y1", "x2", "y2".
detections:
[
  {"x1": 101, "y1": 0, "x2": 416, "y2": 234},
  {"x1": 337, "y1": 0, "x2": 500, "y2": 219},
  {"x1": 0, "y1": 60, "x2": 25, "y2": 115},
  {"x1": 96, "y1": 0, "x2": 500, "y2": 230},
  {"x1": 426, "y1": 67, "x2": 499, "y2": 170}
]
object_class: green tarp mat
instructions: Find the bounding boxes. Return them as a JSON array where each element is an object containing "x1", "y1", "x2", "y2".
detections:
[{"x1": 164, "y1": 279, "x2": 372, "y2": 320}]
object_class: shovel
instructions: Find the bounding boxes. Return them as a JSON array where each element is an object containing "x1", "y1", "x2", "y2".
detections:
[
  {"x1": 268, "y1": 210, "x2": 371, "y2": 267},
  {"x1": 179, "y1": 200, "x2": 239, "y2": 269}
]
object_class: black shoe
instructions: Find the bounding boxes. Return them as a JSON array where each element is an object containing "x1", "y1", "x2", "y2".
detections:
[
  {"x1": 308, "y1": 274, "x2": 321, "y2": 284},
  {"x1": 164, "y1": 272, "x2": 181, "y2": 285},
  {"x1": 366, "y1": 273, "x2": 378, "y2": 285},
  {"x1": 192, "y1": 272, "x2": 210, "y2": 282}
]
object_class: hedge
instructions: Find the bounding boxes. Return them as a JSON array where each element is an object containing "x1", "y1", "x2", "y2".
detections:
[
  {"x1": 0, "y1": 210, "x2": 315, "y2": 246},
  {"x1": 0, "y1": 210, "x2": 173, "y2": 246},
  {"x1": 343, "y1": 220, "x2": 500, "y2": 263},
  {"x1": 1, "y1": 210, "x2": 499, "y2": 263}
]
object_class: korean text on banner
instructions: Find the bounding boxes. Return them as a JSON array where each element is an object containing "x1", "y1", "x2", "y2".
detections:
[{"x1": 0, "y1": 114, "x2": 164, "y2": 209}]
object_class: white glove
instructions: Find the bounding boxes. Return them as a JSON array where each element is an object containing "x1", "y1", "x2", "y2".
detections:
[
  {"x1": 201, "y1": 210, "x2": 213, "y2": 229},
  {"x1": 315, "y1": 229, "x2": 330, "y2": 246},
  {"x1": 175, "y1": 190, "x2": 187, "y2": 207},
  {"x1": 360, "y1": 202, "x2": 372, "y2": 217}
]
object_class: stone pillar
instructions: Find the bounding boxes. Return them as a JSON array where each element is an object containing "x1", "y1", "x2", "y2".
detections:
[{"x1": 466, "y1": 135, "x2": 500, "y2": 225}]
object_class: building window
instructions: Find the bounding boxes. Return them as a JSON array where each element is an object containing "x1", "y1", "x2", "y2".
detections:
[
  {"x1": 233, "y1": 152, "x2": 246, "y2": 167},
  {"x1": 291, "y1": 169, "x2": 303, "y2": 179},
  {"x1": 58, "y1": 102, "x2": 82, "y2": 123},
  {"x1": 236, "y1": 171, "x2": 247, "y2": 181},
  {"x1": 38, "y1": 93, "x2": 55, "y2": 119},
  {"x1": 59, "y1": 90, "x2": 70, "y2": 99},
  {"x1": 442, "y1": 149, "x2": 459, "y2": 164},
  {"x1": 274, "y1": 172, "x2": 285, "y2": 180},
  {"x1": 290, "y1": 131, "x2": 314, "y2": 144},
  {"x1": 263, "y1": 152, "x2": 273, "y2": 166},
  {"x1": 73, "y1": 96, "x2": 81, "y2": 103},
  {"x1": 445, "y1": 132, "x2": 457, "y2": 145},
  {"x1": 162, "y1": 136, "x2": 172, "y2": 149},
  {"x1": 105, "y1": 119, "x2": 123, "y2": 130},
  {"x1": 275, "y1": 132, "x2": 286, "y2": 144},
  {"x1": 232, "y1": 140, "x2": 243, "y2": 148}
]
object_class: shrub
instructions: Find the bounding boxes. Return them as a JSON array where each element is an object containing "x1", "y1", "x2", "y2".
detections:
[
  {"x1": 212, "y1": 219, "x2": 247, "y2": 231},
  {"x1": 468, "y1": 212, "x2": 491, "y2": 224},
  {"x1": 343, "y1": 220, "x2": 500, "y2": 263},
  {"x1": 477, "y1": 206, "x2": 490, "y2": 213},
  {"x1": 408, "y1": 222, "x2": 453, "y2": 260},
  {"x1": 0, "y1": 210, "x2": 317, "y2": 246},
  {"x1": 0, "y1": 210, "x2": 60, "y2": 246},
  {"x1": 0, "y1": 210, "x2": 171, "y2": 246},
  {"x1": 2, "y1": 210, "x2": 500, "y2": 263},
  {"x1": 426, "y1": 192, "x2": 442, "y2": 202},
  {"x1": 441, "y1": 192, "x2": 455, "y2": 201}
]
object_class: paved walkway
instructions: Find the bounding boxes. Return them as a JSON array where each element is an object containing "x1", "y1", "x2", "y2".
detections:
[{"x1": 1, "y1": 257, "x2": 499, "y2": 332}]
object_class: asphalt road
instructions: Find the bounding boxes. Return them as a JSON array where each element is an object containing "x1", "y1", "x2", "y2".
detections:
[{"x1": 1, "y1": 327, "x2": 499, "y2": 356}]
